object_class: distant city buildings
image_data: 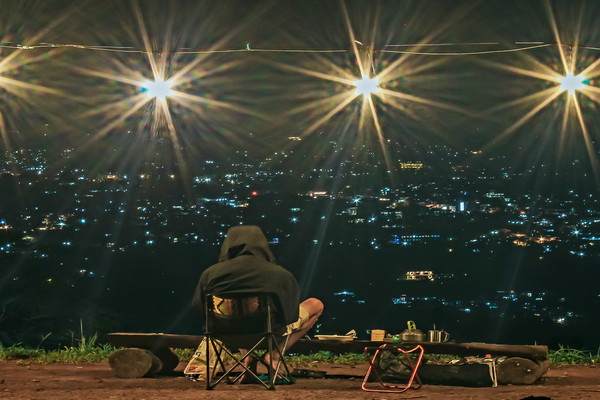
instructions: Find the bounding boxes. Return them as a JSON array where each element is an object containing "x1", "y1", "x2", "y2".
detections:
[
  {"x1": 1, "y1": 144, "x2": 599, "y2": 339},
  {"x1": 399, "y1": 162, "x2": 424, "y2": 169},
  {"x1": 405, "y1": 270, "x2": 434, "y2": 281}
]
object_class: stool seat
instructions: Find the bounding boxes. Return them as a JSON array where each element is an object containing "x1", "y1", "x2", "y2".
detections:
[{"x1": 361, "y1": 344, "x2": 425, "y2": 393}]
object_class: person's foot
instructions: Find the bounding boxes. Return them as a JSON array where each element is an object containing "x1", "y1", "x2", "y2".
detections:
[
  {"x1": 239, "y1": 371, "x2": 263, "y2": 384},
  {"x1": 238, "y1": 353, "x2": 260, "y2": 384}
]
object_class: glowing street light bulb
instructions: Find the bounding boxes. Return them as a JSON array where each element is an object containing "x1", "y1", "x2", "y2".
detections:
[
  {"x1": 142, "y1": 79, "x2": 173, "y2": 100},
  {"x1": 557, "y1": 72, "x2": 586, "y2": 95},
  {"x1": 353, "y1": 74, "x2": 381, "y2": 97}
]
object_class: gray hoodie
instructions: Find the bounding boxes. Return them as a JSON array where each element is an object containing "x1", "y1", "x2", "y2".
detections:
[{"x1": 193, "y1": 225, "x2": 300, "y2": 325}]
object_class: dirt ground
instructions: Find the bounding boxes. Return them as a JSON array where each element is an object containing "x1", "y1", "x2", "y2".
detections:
[{"x1": 1, "y1": 360, "x2": 599, "y2": 400}]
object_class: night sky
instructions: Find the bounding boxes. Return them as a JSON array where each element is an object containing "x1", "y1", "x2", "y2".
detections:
[{"x1": 1, "y1": 0, "x2": 599, "y2": 168}]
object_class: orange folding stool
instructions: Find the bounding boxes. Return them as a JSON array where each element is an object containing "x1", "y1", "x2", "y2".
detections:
[{"x1": 361, "y1": 344, "x2": 425, "y2": 393}]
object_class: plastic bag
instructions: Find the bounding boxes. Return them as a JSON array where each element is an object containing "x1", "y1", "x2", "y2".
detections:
[{"x1": 184, "y1": 337, "x2": 231, "y2": 381}]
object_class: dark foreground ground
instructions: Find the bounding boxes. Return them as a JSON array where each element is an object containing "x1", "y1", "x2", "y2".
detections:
[{"x1": 1, "y1": 361, "x2": 599, "y2": 400}]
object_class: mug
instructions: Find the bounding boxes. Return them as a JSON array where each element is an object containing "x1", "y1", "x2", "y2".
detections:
[{"x1": 427, "y1": 330, "x2": 450, "y2": 342}]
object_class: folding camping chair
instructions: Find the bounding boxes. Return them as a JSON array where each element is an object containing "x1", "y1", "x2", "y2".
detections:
[{"x1": 203, "y1": 293, "x2": 293, "y2": 390}]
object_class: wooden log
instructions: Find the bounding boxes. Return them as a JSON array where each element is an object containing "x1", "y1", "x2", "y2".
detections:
[
  {"x1": 373, "y1": 351, "x2": 550, "y2": 386},
  {"x1": 108, "y1": 333, "x2": 202, "y2": 349},
  {"x1": 536, "y1": 359, "x2": 550, "y2": 378},
  {"x1": 293, "y1": 340, "x2": 549, "y2": 361},
  {"x1": 108, "y1": 348, "x2": 163, "y2": 378},
  {"x1": 412, "y1": 364, "x2": 495, "y2": 387},
  {"x1": 496, "y1": 357, "x2": 545, "y2": 385}
]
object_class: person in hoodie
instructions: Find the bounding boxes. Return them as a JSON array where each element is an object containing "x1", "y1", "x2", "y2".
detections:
[{"x1": 193, "y1": 225, "x2": 323, "y2": 370}]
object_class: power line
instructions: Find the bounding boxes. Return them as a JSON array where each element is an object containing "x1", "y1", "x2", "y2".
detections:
[
  {"x1": 175, "y1": 48, "x2": 349, "y2": 54},
  {"x1": 379, "y1": 43, "x2": 553, "y2": 56},
  {"x1": 1, "y1": 41, "x2": 599, "y2": 56}
]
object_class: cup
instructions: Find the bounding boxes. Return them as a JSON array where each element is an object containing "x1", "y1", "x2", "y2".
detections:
[
  {"x1": 371, "y1": 329, "x2": 386, "y2": 341},
  {"x1": 427, "y1": 330, "x2": 450, "y2": 342}
]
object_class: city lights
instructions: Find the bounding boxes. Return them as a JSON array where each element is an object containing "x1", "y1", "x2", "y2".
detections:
[
  {"x1": 353, "y1": 74, "x2": 381, "y2": 97},
  {"x1": 141, "y1": 79, "x2": 174, "y2": 100},
  {"x1": 557, "y1": 72, "x2": 586, "y2": 95}
]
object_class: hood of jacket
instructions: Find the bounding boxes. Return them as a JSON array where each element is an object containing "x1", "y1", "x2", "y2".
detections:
[{"x1": 218, "y1": 225, "x2": 275, "y2": 263}]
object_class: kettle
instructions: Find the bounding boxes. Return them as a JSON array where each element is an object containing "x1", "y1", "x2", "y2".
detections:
[{"x1": 400, "y1": 321, "x2": 425, "y2": 342}]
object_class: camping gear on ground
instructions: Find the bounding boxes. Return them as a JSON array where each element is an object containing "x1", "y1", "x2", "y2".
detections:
[
  {"x1": 362, "y1": 343, "x2": 425, "y2": 393},
  {"x1": 371, "y1": 351, "x2": 500, "y2": 387},
  {"x1": 400, "y1": 321, "x2": 425, "y2": 342}
]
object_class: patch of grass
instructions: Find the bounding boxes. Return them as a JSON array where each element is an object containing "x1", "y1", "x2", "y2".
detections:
[
  {"x1": 1, "y1": 324, "x2": 117, "y2": 364},
  {"x1": 0, "y1": 341, "x2": 117, "y2": 364},
  {"x1": 549, "y1": 345, "x2": 600, "y2": 365},
  {"x1": 287, "y1": 351, "x2": 366, "y2": 367},
  {"x1": 173, "y1": 348, "x2": 196, "y2": 362},
  {"x1": 0, "y1": 344, "x2": 46, "y2": 360}
]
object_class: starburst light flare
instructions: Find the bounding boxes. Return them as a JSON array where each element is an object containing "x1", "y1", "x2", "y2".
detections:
[
  {"x1": 478, "y1": 1, "x2": 600, "y2": 185},
  {"x1": 0, "y1": 1, "x2": 78, "y2": 156},
  {"x1": 353, "y1": 74, "x2": 381, "y2": 97},
  {"x1": 557, "y1": 72, "x2": 586, "y2": 95},
  {"x1": 263, "y1": 1, "x2": 476, "y2": 194},
  {"x1": 272, "y1": 5, "x2": 470, "y2": 141},
  {"x1": 142, "y1": 78, "x2": 174, "y2": 100},
  {"x1": 70, "y1": 1, "x2": 263, "y2": 150}
]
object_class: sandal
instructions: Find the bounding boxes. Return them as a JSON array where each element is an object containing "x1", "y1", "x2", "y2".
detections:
[{"x1": 257, "y1": 373, "x2": 296, "y2": 385}]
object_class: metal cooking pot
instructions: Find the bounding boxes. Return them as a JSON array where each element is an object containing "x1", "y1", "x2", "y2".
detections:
[{"x1": 400, "y1": 320, "x2": 425, "y2": 342}]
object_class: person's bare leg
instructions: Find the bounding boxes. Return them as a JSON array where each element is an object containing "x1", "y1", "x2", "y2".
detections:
[
  {"x1": 266, "y1": 298, "x2": 324, "y2": 364},
  {"x1": 285, "y1": 298, "x2": 324, "y2": 349},
  {"x1": 240, "y1": 349, "x2": 255, "y2": 368}
]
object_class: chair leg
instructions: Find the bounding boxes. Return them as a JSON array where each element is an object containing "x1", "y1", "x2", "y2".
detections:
[
  {"x1": 266, "y1": 333, "x2": 275, "y2": 389},
  {"x1": 259, "y1": 334, "x2": 293, "y2": 388},
  {"x1": 204, "y1": 336, "x2": 213, "y2": 390},
  {"x1": 204, "y1": 338, "x2": 293, "y2": 390},
  {"x1": 205, "y1": 336, "x2": 241, "y2": 389},
  {"x1": 207, "y1": 337, "x2": 275, "y2": 389}
]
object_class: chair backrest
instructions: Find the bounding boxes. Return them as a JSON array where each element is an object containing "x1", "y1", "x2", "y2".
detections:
[{"x1": 205, "y1": 293, "x2": 284, "y2": 336}]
